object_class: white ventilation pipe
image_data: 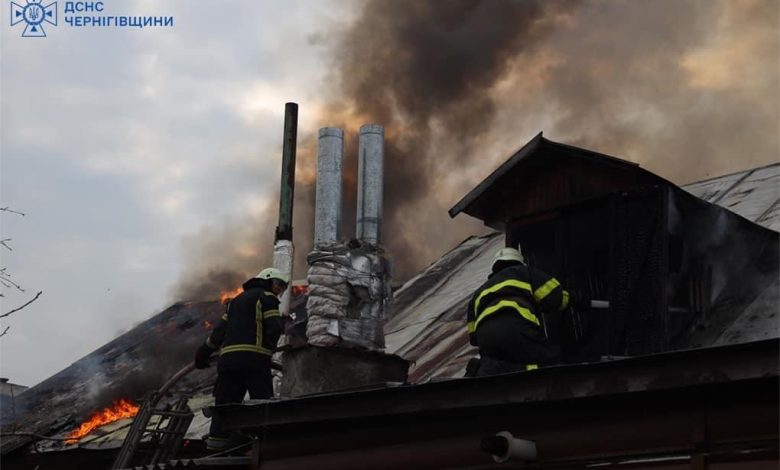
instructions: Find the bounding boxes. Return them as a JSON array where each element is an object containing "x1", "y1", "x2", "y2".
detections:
[
  {"x1": 481, "y1": 431, "x2": 537, "y2": 463},
  {"x1": 273, "y1": 239, "x2": 293, "y2": 316},
  {"x1": 314, "y1": 127, "x2": 344, "y2": 247},
  {"x1": 356, "y1": 124, "x2": 384, "y2": 245}
]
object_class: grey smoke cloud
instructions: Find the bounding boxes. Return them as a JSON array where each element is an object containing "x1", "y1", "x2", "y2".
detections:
[
  {"x1": 510, "y1": 0, "x2": 780, "y2": 182},
  {"x1": 174, "y1": 0, "x2": 571, "y2": 298},
  {"x1": 173, "y1": 0, "x2": 779, "y2": 300}
]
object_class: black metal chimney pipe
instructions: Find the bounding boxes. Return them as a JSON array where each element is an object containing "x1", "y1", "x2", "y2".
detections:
[{"x1": 276, "y1": 102, "x2": 298, "y2": 242}]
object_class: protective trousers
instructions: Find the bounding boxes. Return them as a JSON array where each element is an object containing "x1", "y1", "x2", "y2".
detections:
[
  {"x1": 475, "y1": 312, "x2": 559, "y2": 373},
  {"x1": 207, "y1": 366, "x2": 273, "y2": 450}
]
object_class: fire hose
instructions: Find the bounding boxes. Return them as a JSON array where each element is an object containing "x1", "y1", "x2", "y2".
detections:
[
  {"x1": 107, "y1": 354, "x2": 284, "y2": 448},
  {"x1": 157, "y1": 362, "x2": 197, "y2": 398},
  {"x1": 156, "y1": 355, "x2": 284, "y2": 404}
]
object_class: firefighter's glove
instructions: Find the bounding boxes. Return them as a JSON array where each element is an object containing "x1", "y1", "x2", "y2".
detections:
[{"x1": 195, "y1": 343, "x2": 213, "y2": 369}]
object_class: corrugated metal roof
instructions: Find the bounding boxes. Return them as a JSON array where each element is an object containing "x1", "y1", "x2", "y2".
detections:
[
  {"x1": 385, "y1": 233, "x2": 501, "y2": 382},
  {"x1": 682, "y1": 163, "x2": 780, "y2": 231}
]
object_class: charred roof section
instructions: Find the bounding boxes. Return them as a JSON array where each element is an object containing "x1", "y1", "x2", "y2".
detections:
[
  {"x1": 449, "y1": 132, "x2": 671, "y2": 230},
  {"x1": 0, "y1": 301, "x2": 226, "y2": 458}
]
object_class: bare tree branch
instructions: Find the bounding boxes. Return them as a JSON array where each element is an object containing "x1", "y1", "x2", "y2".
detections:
[
  {"x1": 0, "y1": 207, "x2": 25, "y2": 216},
  {"x1": 0, "y1": 205, "x2": 35, "y2": 338},
  {"x1": 1, "y1": 291, "x2": 42, "y2": 318},
  {"x1": 0, "y1": 269, "x2": 24, "y2": 293},
  {"x1": 0, "y1": 278, "x2": 24, "y2": 291}
]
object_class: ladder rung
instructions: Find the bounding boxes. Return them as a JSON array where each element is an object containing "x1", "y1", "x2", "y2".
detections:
[
  {"x1": 151, "y1": 410, "x2": 192, "y2": 417},
  {"x1": 143, "y1": 429, "x2": 186, "y2": 435}
]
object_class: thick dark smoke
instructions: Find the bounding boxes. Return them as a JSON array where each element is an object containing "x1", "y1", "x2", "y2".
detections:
[
  {"x1": 328, "y1": 0, "x2": 575, "y2": 278},
  {"x1": 495, "y1": 0, "x2": 780, "y2": 182},
  {"x1": 174, "y1": 0, "x2": 566, "y2": 299},
  {"x1": 173, "y1": 0, "x2": 779, "y2": 300}
]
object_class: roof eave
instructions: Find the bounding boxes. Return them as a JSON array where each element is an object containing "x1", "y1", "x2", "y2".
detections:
[{"x1": 448, "y1": 131, "x2": 545, "y2": 219}]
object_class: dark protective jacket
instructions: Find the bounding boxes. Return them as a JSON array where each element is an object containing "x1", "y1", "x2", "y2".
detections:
[
  {"x1": 467, "y1": 263, "x2": 569, "y2": 365},
  {"x1": 206, "y1": 277, "x2": 283, "y2": 370}
]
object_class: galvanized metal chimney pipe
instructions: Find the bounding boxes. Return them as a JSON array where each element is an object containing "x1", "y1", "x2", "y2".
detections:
[
  {"x1": 273, "y1": 103, "x2": 298, "y2": 317},
  {"x1": 356, "y1": 124, "x2": 384, "y2": 244},
  {"x1": 314, "y1": 127, "x2": 344, "y2": 247}
]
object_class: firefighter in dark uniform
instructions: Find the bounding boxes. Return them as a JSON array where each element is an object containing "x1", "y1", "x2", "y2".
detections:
[
  {"x1": 194, "y1": 267, "x2": 289, "y2": 450},
  {"x1": 466, "y1": 247, "x2": 570, "y2": 376}
]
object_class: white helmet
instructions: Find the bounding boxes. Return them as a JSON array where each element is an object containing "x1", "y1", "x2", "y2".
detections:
[
  {"x1": 256, "y1": 267, "x2": 290, "y2": 284},
  {"x1": 492, "y1": 247, "x2": 524, "y2": 267}
]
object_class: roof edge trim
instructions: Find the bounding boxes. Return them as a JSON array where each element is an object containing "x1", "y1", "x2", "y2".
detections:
[{"x1": 448, "y1": 131, "x2": 544, "y2": 219}]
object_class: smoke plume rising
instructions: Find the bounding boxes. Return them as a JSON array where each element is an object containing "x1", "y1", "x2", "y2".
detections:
[{"x1": 173, "y1": 0, "x2": 779, "y2": 301}]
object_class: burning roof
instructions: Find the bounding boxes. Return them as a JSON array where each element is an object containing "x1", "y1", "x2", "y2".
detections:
[
  {"x1": 0, "y1": 301, "x2": 225, "y2": 457},
  {"x1": 2, "y1": 139, "x2": 778, "y2": 467}
]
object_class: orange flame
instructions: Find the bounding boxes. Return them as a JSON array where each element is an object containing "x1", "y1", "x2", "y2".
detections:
[
  {"x1": 219, "y1": 287, "x2": 243, "y2": 304},
  {"x1": 66, "y1": 398, "x2": 140, "y2": 444},
  {"x1": 203, "y1": 320, "x2": 214, "y2": 330},
  {"x1": 291, "y1": 285, "x2": 308, "y2": 297}
]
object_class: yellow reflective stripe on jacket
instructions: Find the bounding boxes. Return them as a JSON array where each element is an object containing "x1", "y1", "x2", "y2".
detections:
[
  {"x1": 475, "y1": 300, "x2": 540, "y2": 329},
  {"x1": 467, "y1": 320, "x2": 476, "y2": 334},
  {"x1": 220, "y1": 344, "x2": 272, "y2": 356},
  {"x1": 256, "y1": 301, "x2": 263, "y2": 350},
  {"x1": 534, "y1": 278, "x2": 560, "y2": 303},
  {"x1": 474, "y1": 280, "x2": 533, "y2": 315},
  {"x1": 220, "y1": 300, "x2": 271, "y2": 357},
  {"x1": 219, "y1": 293, "x2": 280, "y2": 358},
  {"x1": 220, "y1": 313, "x2": 228, "y2": 321},
  {"x1": 526, "y1": 364, "x2": 538, "y2": 371},
  {"x1": 561, "y1": 290, "x2": 569, "y2": 310}
]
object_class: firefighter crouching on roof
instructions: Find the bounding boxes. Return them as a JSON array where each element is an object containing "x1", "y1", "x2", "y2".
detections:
[
  {"x1": 194, "y1": 267, "x2": 289, "y2": 451},
  {"x1": 466, "y1": 247, "x2": 576, "y2": 377}
]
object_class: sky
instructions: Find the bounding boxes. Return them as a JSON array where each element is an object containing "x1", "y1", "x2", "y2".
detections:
[
  {"x1": 0, "y1": 0, "x2": 353, "y2": 386},
  {"x1": 1, "y1": 0, "x2": 778, "y2": 387}
]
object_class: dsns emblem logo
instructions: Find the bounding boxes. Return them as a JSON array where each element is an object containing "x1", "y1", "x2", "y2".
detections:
[{"x1": 11, "y1": 0, "x2": 57, "y2": 37}]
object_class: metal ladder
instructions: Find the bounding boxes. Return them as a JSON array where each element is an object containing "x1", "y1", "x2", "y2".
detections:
[{"x1": 111, "y1": 391, "x2": 194, "y2": 469}]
